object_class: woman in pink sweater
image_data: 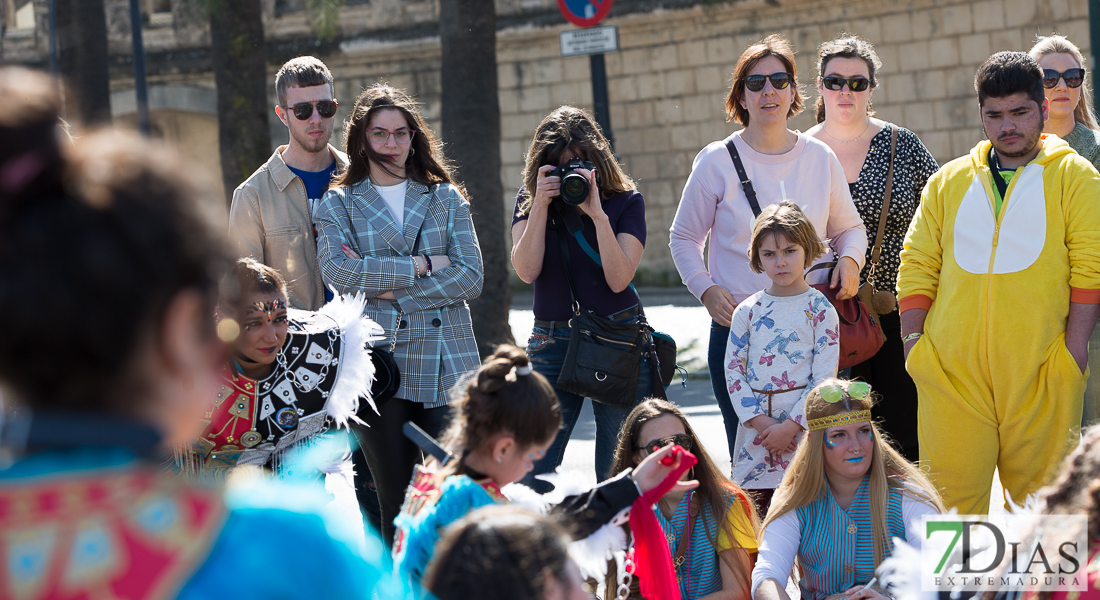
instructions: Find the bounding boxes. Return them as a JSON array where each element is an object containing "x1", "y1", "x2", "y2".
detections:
[{"x1": 669, "y1": 34, "x2": 867, "y2": 465}]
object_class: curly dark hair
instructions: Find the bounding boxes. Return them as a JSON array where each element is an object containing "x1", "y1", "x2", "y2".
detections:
[{"x1": 441, "y1": 345, "x2": 562, "y2": 475}]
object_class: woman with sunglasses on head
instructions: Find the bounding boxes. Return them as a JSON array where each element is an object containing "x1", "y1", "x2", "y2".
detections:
[
  {"x1": 608, "y1": 399, "x2": 760, "y2": 600},
  {"x1": 805, "y1": 36, "x2": 940, "y2": 464},
  {"x1": 1029, "y1": 35, "x2": 1100, "y2": 429},
  {"x1": 315, "y1": 83, "x2": 484, "y2": 546},
  {"x1": 670, "y1": 34, "x2": 867, "y2": 466},
  {"x1": 752, "y1": 379, "x2": 943, "y2": 600}
]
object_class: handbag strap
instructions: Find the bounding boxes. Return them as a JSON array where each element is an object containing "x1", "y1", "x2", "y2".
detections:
[
  {"x1": 869, "y1": 124, "x2": 899, "y2": 271},
  {"x1": 725, "y1": 137, "x2": 762, "y2": 217}
]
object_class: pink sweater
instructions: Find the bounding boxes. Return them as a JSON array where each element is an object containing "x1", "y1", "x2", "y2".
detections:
[{"x1": 669, "y1": 131, "x2": 868, "y2": 304}]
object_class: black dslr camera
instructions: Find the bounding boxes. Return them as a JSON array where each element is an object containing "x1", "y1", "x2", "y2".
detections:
[{"x1": 552, "y1": 158, "x2": 600, "y2": 206}]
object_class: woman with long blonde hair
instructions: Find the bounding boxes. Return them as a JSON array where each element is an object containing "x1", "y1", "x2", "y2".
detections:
[{"x1": 752, "y1": 379, "x2": 943, "y2": 600}]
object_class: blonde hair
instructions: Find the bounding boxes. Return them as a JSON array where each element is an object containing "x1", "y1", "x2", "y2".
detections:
[
  {"x1": 1029, "y1": 34, "x2": 1100, "y2": 131},
  {"x1": 517, "y1": 106, "x2": 635, "y2": 215},
  {"x1": 764, "y1": 379, "x2": 944, "y2": 566},
  {"x1": 747, "y1": 200, "x2": 827, "y2": 274}
]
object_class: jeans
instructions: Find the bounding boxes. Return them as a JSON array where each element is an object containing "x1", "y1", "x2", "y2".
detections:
[
  {"x1": 350, "y1": 399, "x2": 451, "y2": 547},
  {"x1": 521, "y1": 316, "x2": 653, "y2": 493},
  {"x1": 709, "y1": 320, "x2": 740, "y2": 461}
]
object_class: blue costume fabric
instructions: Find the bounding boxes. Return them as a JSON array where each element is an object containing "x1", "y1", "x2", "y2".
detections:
[
  {"x1": 795, "y1": 477, "x2": 905, "y2": 600},
  {"x1": 393, "y1": 474, "x2": 501, "y2": 583},
  {"x1": 0, "y1": 447, "x2": 409, "y2": 600}
]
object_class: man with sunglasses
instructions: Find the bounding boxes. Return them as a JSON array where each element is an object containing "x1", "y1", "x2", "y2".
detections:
[
  {"x1": 898, "y1": 51, "x2": 1100, "y2": 515},
  {"x1": 229, "y1": 56, "x2": 348, "y2": 311}
]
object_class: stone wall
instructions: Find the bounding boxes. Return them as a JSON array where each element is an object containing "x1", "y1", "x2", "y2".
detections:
[{"x1": 3, "y1": 0, "x2": 1089, "y2": 283}]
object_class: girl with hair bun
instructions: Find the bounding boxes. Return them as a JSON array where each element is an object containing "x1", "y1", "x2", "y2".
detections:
[
  {"x1": 393, "y1": 345, "x2": 697, "y2": 584},
  {"x1": 752, "y1": 379, "x2": 943, "y2": 600}
]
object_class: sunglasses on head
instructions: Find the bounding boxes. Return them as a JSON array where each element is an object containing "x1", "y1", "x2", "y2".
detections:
[
  {"x1": 283, "y1": 99, "x2": 338, "y2": 120},
  {"x1": 1043, "y1": 68, "x2": 1085, "y2": 89},
  {"x1": 819, "y1": 381, "x2": 872, "y2": 404},
  {"x1": 821, "y1": 76, "x2": 872, "y2": 92},
  {"x1": 743, "y1": 72, "x2": 793, "y2": 92},
  {"x1": 637, "y1": 433, "x2": 693, "y2": 457}
]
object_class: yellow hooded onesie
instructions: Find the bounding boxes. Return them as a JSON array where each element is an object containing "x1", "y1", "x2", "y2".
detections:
[{"x1": 898, "y1": 134, "x2": 1100, "y2": 514}]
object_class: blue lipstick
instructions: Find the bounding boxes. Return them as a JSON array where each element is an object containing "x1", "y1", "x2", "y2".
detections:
[{"x1": 846, "y1": 457, "x2": 863, "y2": 463}]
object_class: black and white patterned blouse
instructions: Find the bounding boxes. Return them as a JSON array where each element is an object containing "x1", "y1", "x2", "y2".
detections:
[{"x1": 850, "y1": 124, "x2": 939, "y2": 295}]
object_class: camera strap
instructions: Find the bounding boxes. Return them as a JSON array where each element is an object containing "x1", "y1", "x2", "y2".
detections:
[{"x1": 725, "y1": 137, "x2": 762, "y2": 217}]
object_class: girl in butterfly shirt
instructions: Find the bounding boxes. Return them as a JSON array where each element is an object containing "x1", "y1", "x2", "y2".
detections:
[{"x1": 725, "y1": 201, "x2": 840, "y2": 515}]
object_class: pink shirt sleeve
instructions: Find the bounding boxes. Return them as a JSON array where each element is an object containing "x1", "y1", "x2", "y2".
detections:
[{"x1": 669, "y1": 145, "x2": 722, "y2": 300}]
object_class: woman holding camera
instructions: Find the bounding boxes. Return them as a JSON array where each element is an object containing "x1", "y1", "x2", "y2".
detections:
[
  {"x1": 511, "y1": 105, "x2": 651, "y2": 492},
  {"x1": 669, "y1": 34, "x2": 867, "y2": 467}
]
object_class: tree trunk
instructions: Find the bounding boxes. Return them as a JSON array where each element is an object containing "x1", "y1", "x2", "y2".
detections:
[
  {"x1": 209, "y1": 0, "x2": 271, "y2": 204},
  {"x1": 439, "y1": 0, "x2": 513, "y2": 357},
  {"x1": 56, "y1": 0, "x2": 111, "y2": 125}
]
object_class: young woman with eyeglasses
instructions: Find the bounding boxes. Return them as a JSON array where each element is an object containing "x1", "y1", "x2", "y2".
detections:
[
  {"x1": 1030, "y1": 35, "x2": 1100, "y2": 429},
  {"x1": 608, "y1": 399, "x2": 760, "y2": 600},
  {"x1": 670, "y1": 34, "x2": 867, "y2": 466},
  {"x1": 314, "y1": 83, "x2": 484, "y2": 546},
  {"x1": 804, "y1": 36, "x2": 940, "y2": 464},
  {"x1": 752, "y1": 380, "x2": 943, "y2": 600}
]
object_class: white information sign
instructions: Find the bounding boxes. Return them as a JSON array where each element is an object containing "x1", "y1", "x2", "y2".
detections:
[{"x1": 560, "y1": 25, "x2": 619, "y2": 57}]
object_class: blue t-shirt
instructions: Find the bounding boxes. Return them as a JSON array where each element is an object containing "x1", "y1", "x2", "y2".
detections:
[
  {"x1": 289, "y1": 162, "x2": 337, "y2": 302},
  {"x1": 511, "y1": 189, "x2": 647, "y2": 321}
]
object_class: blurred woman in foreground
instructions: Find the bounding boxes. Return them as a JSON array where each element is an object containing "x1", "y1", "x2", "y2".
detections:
[{"x1": 0, "y1": 67, "x2": 403, "y2": 599}]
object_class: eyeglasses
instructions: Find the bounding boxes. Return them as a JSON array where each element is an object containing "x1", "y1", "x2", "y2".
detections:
[
  {"x1": 368, "y1": 127, "x2": 416, "y2": 145},
  {"x1": 743, "y1": 72, "x2": 793, "y2": 92},
  {"x1": 821, "y1": 76, "x2": 872, "y2": 92},
  {"x1": 819, "y1": 381, "x2": 872, "y2": 404},
  {"x1": 1043, "y1": 68, "x2": 1086, "y2": 89},
  {"x1": 637, "y1": 433, "x2": 693, "y2": 456},
  {"x1": 283, "y1": 100, "x2": 338, "y2": 120}
]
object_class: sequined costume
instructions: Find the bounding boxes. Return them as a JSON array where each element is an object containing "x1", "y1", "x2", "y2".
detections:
[{"x1": 184, "y1": 294, "x2": 381, "y2": 476}]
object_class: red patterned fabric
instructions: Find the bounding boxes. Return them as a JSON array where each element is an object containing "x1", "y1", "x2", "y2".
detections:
[
  {"x1": 0, "y1": 466, "x2": 225, "y2": 600},
  {"x1": 629, "y1": 446, "x2": 698, "y2": 600}
]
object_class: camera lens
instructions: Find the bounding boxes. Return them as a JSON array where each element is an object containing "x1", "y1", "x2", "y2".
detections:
[{"x1": 560, "y1": 172, "x2": 589, "y2": 205}]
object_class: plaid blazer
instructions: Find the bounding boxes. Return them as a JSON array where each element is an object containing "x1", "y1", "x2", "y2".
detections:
[{"x1": 316, "y1": 179, "x2": 484, "y2": 406}]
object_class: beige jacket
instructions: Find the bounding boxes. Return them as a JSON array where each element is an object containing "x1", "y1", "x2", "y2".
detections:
[{"x1": 228, "y1": 145, "x2": 349, "y2": 310}]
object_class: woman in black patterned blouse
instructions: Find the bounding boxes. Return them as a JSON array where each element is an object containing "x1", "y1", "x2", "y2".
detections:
[{"x1": 805, "y1": 36, "x2": 939, "y2": 463}]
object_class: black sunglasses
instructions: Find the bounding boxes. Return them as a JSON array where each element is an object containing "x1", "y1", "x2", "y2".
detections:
[
  {"x1": 821, "y1": 76, "x2": 872, "y2": 92},
  {"x1": 1043, "y1": 68, "x2": 1085, "y2": 89},
  {"x1": 743, "y1": 72, "x2": 793, "y2": 92},
  {"x1": 283, "y1": 99, "x2": 338, "y2": 120},
  {"x1": 637, "y1": 433, "x2": 693, "y2": 457}
]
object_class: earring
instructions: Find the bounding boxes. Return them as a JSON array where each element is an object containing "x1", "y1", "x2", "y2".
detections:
[
  {"x1": 359, "y1": 149, "x2": 366, "y2": 157},
  {"x1": 496, "y1": 456, "x2": 502, "y2": 463},
  {"x1": 409, "y1": 147, "x2": 415, "y2": 156}
]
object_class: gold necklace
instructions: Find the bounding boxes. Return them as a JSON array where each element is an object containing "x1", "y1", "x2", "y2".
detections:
[{"x1": 822, "y1": 121, "x2": 871, "y2": 144}]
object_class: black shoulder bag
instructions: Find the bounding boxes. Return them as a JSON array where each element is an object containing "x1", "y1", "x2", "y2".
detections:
[{"x1": 552, "y1": 206, "x2": 671, "y2": 406}]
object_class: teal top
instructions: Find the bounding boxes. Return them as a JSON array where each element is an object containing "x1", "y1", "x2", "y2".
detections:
[
  {"x1": 1064, "y1": 121, "x2": 1100, "y2": 172},
  {"x1": 0, "y1": 447, "x2": 409, "y2": 600}
]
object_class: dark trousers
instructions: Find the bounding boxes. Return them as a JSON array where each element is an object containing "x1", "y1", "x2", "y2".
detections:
[
  {"x1": 849, "y1": 310, "x2": 919, "y2": 463},
  {"x1": 350, "y1": 447, "x2": 382, "y2": 535},
  {"x1": 351, "y1": 399, "x2": 451, "y2": 547},
  {"x1": 709, "y1": 320, "x2": 740, "y2": 461}
]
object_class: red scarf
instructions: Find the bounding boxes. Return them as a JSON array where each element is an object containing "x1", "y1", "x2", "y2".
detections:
[{"x1": 629, "y1": 446, "x2": 698, "y2": 600}]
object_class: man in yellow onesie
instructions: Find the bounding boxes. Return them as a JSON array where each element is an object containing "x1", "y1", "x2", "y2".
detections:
[{"x1": 898, "y1": 52, "x2": 1100, "y2": 515}]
